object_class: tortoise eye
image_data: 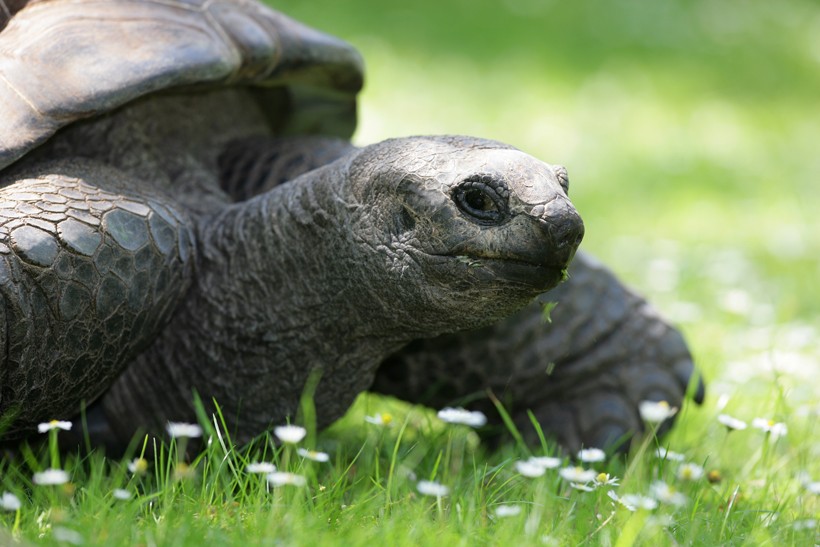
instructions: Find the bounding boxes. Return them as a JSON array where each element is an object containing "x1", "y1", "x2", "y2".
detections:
[
  {"x1": 463, "y1": 189, "x2": 494, "y2": 212},
  {"x1": 453, "y1": 178, "x2": 508, "y2": 225}
]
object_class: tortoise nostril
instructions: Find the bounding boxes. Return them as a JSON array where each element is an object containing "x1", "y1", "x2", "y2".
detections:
[
  {"x1": 541, "y1": 210, "x2": 584, "y2": 250},
  {"x1": 534, "y1": 207, "x2": 584, "y2": 267}
]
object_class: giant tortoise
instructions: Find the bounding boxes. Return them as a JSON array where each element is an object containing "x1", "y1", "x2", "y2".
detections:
[{"x1": 0, "y1": 0, "x2": 701, "y2": 453}]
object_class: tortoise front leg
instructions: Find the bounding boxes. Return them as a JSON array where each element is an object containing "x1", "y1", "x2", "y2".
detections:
[
  {"x1": 0, "y1": 158, "x2": 194, "y2": 444},
  {"x1": 372, "y1": 252, "x2": 704, "y2": 452}
]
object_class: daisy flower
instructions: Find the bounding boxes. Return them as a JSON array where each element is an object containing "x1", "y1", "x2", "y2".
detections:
[
  {"x1": 638, "y1": 400, "x2": 678, "y2": 423},
  {"x1": 173, "y1": 462, "x2": 195, "y2": 480},
  {"x1": 619, "y1": 493, "x2": 659, "y2": 511},
  {"x1": 364, "y1": 413, "x2": 394, "y2": 426},
  {"x1": 127, "y1": 458, "x2": 148, "y2": 475},
  {"x1": 33, "y1": 469, "x2": 70, "y2": 486},
  {"x1": 166, "y1": 422, "x2": 203, "y2": 439},
  {"x1": 297, "y1": 448, "x2": 330, "y2": 462},
  {"x1": 655, "y1": 447, "x2": 686, "y2": 462},
  {"x1": 751, "y1": 418, "x2": 787, "y2": 438},
  {"x1": 417, "y1": 480, "x2": 450, "y2": 497},
  {"x1": 246, "y1": 462, "x2": 277, "y2": 474},
  {"x1": 717, "y1": 414, "x2": 747, "y2": 431},
  {"x1": 650, "y1": 481, "x2": 687, "y2": 506},
  {"x1": 37, "y1": 420, "x2": 72, "y2": 433},
  {"x1": 437, "y1": 407, "x2": 487, "y2": 428},
  {"x1": 273, "y1": 424, "x2": 307, "y2": 444},
  {"x1": 0, "y1": 492, "x2": 21, "y2": 511},
  {"x1": 570, "y1": 482, "x2": 595, "y2": 492},
  {"x1": 529, "y1": 456, "x2": 562, "y2": 469},
  {"x1": 494, "y1": 504, "x2": 522, "y2": 518},
  {"x1": 112, "y1": 489, "x2": 132, "y2": 500},
  {"x1": 558, "y1": 466, "x2": 597, "y2": 483},
  {"x1": 577, "y1": 448, "x2": 606, "y2": 462},
  {"x1": 52, "y1": 527, "x2": 83, "y2": 545},
  {"x1": 677, "y1": 462, "x2": 704, "y2": 481},
  {"x1": 267, "y1": 472, "x2": 307, "y2": 487},
  {"x1": 516, "y1": 460, "x2": 546, "y2": 478},
  {"x1": 593, "y1": 472, "x2": 620, "y2": 487}
]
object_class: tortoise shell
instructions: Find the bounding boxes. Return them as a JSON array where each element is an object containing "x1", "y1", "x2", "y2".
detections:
[{"x1": 0, "y1": 0, "x2": 364, "y2": 171}]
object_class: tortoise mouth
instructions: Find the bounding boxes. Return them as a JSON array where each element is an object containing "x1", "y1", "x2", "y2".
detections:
[{"x1": 432, "y1": 253, "x2": 569, "y2": 291}]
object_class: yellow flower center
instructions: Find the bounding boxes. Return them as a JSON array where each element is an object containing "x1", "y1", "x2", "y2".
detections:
[
  {"x1": 681, "y1": 467, "x2": 692, "y2": 479},
  {"x1": 658, "y1": 401, "x2": 669, "y2": 409},
  {"x1": 381, "y1": 413, "x2": 393, "y2": 425},
  {"x1": 133, "y1": 458, "x2": 148, "y2": 474},
  {"x1": 596, "y1": 473, "x2": 609, "y2": 483}
]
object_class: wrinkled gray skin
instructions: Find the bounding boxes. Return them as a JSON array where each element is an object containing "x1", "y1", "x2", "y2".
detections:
[
  {"x1": 221, "y1": 136, "x2": 705, "y2": 452},
  {"x1": 0, "y1": 89, "x2": 583, "y2": 449}
]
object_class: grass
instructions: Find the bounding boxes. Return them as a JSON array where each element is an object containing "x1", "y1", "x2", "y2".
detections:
[{"x1": 1, "y1": 0, "x2": 819, "y2": 544}]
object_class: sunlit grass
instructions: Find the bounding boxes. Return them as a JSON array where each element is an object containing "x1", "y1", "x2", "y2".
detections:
[{"x1": 0, "y1": 390, "x2": 817, "y2": 545}]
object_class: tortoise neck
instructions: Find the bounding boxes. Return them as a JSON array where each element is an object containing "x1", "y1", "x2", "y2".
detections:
[
  {"x1": 197, "y1": 160, "x2": 405, "y2": 349},
  {"x1": 113, "y1": 161, "x2": 408, "y2": 441}
]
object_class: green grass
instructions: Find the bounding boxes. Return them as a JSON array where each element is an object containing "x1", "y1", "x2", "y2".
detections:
[{"x1": 2, "y1": 0, "x2": 819, "y2": 544}]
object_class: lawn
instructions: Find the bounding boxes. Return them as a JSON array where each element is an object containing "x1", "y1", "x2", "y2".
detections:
[{"x1": 1, "y1": 0, "x2": 818, "y2": 545}]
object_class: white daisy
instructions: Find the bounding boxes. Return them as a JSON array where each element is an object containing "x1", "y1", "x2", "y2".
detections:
[
  {"x1": 37, "y1": 420, "x2": 72, "y2": 433},
  {"x1": 638, "y1": 400, "x2": 678, "y2": 423},
  {"x1": 717, "y1": 414, "x2": 747, "y2": 431},
  {"x1": 166, "y1": 422, "x2": 203, "y2": 438},
  {"x1": 593, "y1": 472, "x2": 620, "y2": 487},
  {"x1": 416, "y1": 480, "x2": 450, "y2": 497},
  {"x1": 273, "y1": 424, "x2": 307, "y2": 444},
  {"x1": 751, "y1": 418, "x2": 787, "y2": 438},
  {"x1": 0, "y1": 492, "x2": 21, "y2": 511},
  {"x1": 528, "y1": 456, "x2": 562, "y2": 469},
  {"x1": 793, "y1": 519, "x2": 817, "y2": 531},
  {"x1": 127, "y1": 458, "x2": 148, "y2": 475},
  {"x1": 52, "y1": 527, "x2": 84, "y2": 545},
  {"x1": 437, "y1": 407, "x2": 487, "y2": 428},
  {"x1": 494, "y1": 504, "x2": 522, "y2": 517},
  {"x1": 297, "y1": 448, "x2": 330, "y2": 462},
  {"x1": 654, "y1": 447, "x2": 686, "y2": 462},
  {"x1": 577, "y1": 448, "x2": 606, "y2": 462},
  {"x1": 32, "y1": 469, "x2": 69, "y2": 486},
  {"x1": 619, "y1": 493, "x2": 659, "y2": 511},
  {"x1": 570, "y1": 482, "x2": 595, "y2": 492},
  {"x1": 266, "y1": 472, "x2": 307, "y2": 487},
  {"x1": 516, "y1": 460, "x2": 546, "y2": 478},
  {"x1": 650, "y1": 481, "x2": 688, "y2": 506},
  {"x1": 246, "y1": 462, "x2": 277, "y2": 474},
  {"x1": 112, "y1": 489, "x2": 132, "y2": 500},
  {"x1": 364, "y1": 413, "x2": 394, "y2": 426},
  {"x1": 558, "y1": 466, "x2": 597, "y2": 483},
  {"x1": 173, "y1": 462, "x2": 195, "y2": 480},
  {"x1": 677, "y1": 462, "x2": 705, "y2": 481}
]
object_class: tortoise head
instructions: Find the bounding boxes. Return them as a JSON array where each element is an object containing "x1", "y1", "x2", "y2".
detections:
[{"x1": 343, "y1": 136, "x2": 584, "y2": 328}]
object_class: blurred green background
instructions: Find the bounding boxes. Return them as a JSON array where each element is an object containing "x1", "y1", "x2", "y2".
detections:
[{"x1": 272, "y1": 0, "x2": 819, "y2": 413}]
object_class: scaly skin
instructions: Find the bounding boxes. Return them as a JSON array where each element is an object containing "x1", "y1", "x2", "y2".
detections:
[
  {"x1": 221, "y1": 136, "x2": 704, "y2": 452},
  {"x1": 0, "y1": 159, "x2": 194, "y2": 436}
]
